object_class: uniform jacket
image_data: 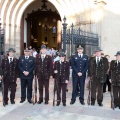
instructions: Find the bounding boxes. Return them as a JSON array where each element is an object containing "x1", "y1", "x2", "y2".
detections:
[
  {"x1": 35, "y1": 55, "x2": 53, "y2": 80},
  {"x1": 0, "y1": 57, "x2": 19, "y2": 82},
  {"x1": 109, "y1": 60, "x2": 120, "y2": 86},
  {"x1": 54, "y1": 61, "x2": 70, "y2": 83},
  {"x1": 88, "y1": 57, "x2": 109, "y2": 83},
  {"x1": 18, "y1": 56, "x2": 35, "y2": 79},
  {"x1": 71, "y1": 54, "x2": 88, "y2": 77}
]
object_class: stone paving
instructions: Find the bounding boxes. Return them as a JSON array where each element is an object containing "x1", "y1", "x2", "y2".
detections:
[{"x1": 0, "y1": 75, "x2": 119, "y2": 120}]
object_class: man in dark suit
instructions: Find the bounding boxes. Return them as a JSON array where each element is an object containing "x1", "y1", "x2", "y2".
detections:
[
  {"x1": 109, "y1": 51, "x2": 120, "y2": 109},
  {"x1": 18, "y1": 48, "x2": 35, "y2": 104},
  {"x1": 88, "y1": 47, "x2": 109, "y2": 106},
  {"x1": 0, "y1": 48, "x2": 19, "y2": 105},
  {"x1": 35, "y1": 44, "x2": 53, "y2": 104},
  {"x1": 54, "y1": 52, "x2": 69, "y2": 106},
  {"x1": 70, "y1": 45, "x2": 88, "y2": 105}
]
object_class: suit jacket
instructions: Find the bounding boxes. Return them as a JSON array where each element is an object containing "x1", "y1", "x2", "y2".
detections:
[
  {"x1": 18, "y1": 56, "x2": 35, "y2": 79},
  {"x1": 71, "y1": 54, "x2": 88, "y2": 77},
  {"x1": 54, "y1": 61, "x2": 70, "y2": 83},
  {"x1": 109, "y1": 60, "x2": 120, "y2": 86},
  {"x1": 0, "y1": 57, "x2": 19, "y2": 82},
  {"x1": 35, "y1": 55, "x2": 53, "y2": 80},
  {"x1": 88, "y1": 56, "x2": 109, "y2": 83}
]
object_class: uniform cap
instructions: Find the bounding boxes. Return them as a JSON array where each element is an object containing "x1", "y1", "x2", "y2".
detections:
[
  {"x1": 94, "y1": 47, "x2": 102, "y2": 52},
  {"x1": 115, "y1": 51, "x2": 120, "y2": 56},
  {"x1": 58, "y1": 52, "x2": 66, "y2": 57},
  {"x1": 24, "y1": 48, "x2": 30, "y2": 52},
  {"x1": 77, "y1": 45, "x2": 83, "y2": 50},
  {"x1": 7, "y1": 48, "x2": 16, "y2": 52},
  {"x1": 41, "y1": 44, "x2": 46, "y2": 49}
]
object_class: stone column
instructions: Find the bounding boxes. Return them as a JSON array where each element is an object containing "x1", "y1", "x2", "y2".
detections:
[
  {"x1": 15, "y1": 25, "x2": 21, "y2": 58},
  {"x1": 57, "y1": 20, "x2": 61, "y2": 50}
]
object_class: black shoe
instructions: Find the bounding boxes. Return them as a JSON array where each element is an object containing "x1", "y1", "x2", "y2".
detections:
[
  {"x1": 91, "y1": 102, "x2": 95, "y2": 106},
  {"x1": 63, "y1": 103, "x2": 66, "y2": 106},
  {"x1": 20, "y1": 100, "x2": 25, "y2": 103},
  {"x1": 119, "y1": 106, "x2": 120, "y2": 109},
  {"x1": 45, "y1": 101, "x2": 48, "y2": 104},
  {"x1": 103, "y1": 91, "x2": 106, "y2": 93},
  {"x1": 91, "y1": 103, "x2": 94, "y2": 106},
  {"x1": 80, "y1": 101, "x2": 85, "y2": 105},
  {"x1": 56, "y1": 102, "x2": 60, "y2": 106},
  {"x1": 114, "y1": 104, "x2": 119, "y2": 108},
  {"x1": 28, "y1": 100, "x2": 33, "y2": 104},
  {"x1": 98, "y1": 103, "x2": 103, "y2": 106},
  {"x1": 70, "y1": 100, "x2": 75, "y2": 105},
  {"x1": 37, "y1": 100, "x2": 43, "y2": 104},
  {"x1": 4, "y1": 102, "x2": 8, "y2": 106},
  {"x1": 11, "y1": 101, "x2": 15, "y2": 104}
]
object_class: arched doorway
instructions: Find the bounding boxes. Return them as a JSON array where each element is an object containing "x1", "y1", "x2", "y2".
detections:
[{"x1": 21, "y1": 0, "x2": 61, "y2": 54}]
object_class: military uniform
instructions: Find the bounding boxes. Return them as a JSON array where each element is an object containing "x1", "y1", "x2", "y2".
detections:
[
  {"x1": 35, "y1": 54, "x2": 53, "y2": 104},
  {"x1": 54, "y1": 59, "x2": 69, "y2": 106},
  {"x1": 70, "y1": 46, "x2": 88, "y2": 104},
  {"x1": 18, "y1": 55, "x2": 35, "y2": 103},
  {"x1": 0, "y1": 48, "x2": 19, "y2": 104},
  {"x1": 88, "y1": 48, "x2": 109, "y2": 106},
  {"x1": 109, "y1": 51, "x2": 120, "y2": 108}
]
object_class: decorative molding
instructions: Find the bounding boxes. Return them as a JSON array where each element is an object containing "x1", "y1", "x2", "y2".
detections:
[
  {"x1": 75, "y1": 20, "x2": 95, "y2": 26},
  {"x1": 94, "y1": 0, "x2": 107, "y2": 7}
]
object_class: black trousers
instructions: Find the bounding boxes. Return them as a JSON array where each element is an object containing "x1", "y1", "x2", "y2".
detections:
[
  {"x1": 38, "y1": 76, "x2": 49, "y2": 102},
  {"x1": 103, "y1": 74, "x2": 111, "y2": 92},
  {"x1": 71, "y1": 76, "x2": 85, "y2": 102},
  {"x1": 57, "y1": 82, "x2": 67, "y2": 103},
  {"x1": 113, "y1": 86, "x2": 120, "y2": 106},
  {"x1": 20, "y1": 79, "x2": 33, "y2": 101},
  {"x1": 3, "y1": 78, "x2": 16, "y2": 102},
  {"x1": 91, "y1": 77, "x2": 103, "y2": 103}
]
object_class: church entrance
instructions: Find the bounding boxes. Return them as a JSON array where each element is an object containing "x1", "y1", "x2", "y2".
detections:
[{"x1": 21, "y1": 0, "x2": 61, "y2": 54}]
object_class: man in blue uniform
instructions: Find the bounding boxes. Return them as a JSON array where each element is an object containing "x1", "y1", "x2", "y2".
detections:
[
  {"x1": 70, "y1": 45, "x2": 88, "y2": 105},
  {"x1": 18, "y1": 48, "x2": 35, "y2": 104}
]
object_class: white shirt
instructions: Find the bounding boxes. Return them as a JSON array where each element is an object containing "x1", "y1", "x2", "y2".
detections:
[
  {"x1": 41, "y1": 54, "x2": 46, "y2": 58},
  {"x1": 78, "y1": 53, "x2": 83, "y2": 58},
  {"x1": 25, "y1": 56, "x2": 29, "y2": 59},
  {"x1": 8, "y1": 56, "x2": 13, "y2": 63},
  {"x1": 96, "y1": 56, "x2": 101, "y2": 63},
  {"x1": 117, "y1": 60, "x2": 120, "y2": 64}
]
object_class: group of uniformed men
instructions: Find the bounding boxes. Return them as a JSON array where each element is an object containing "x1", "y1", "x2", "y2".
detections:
[{"x1": 0, "y1": 44, "x2": 120, "y2": 109}]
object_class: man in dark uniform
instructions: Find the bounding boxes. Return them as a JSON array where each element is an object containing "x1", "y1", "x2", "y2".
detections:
[
  {"x1": 109, "y1": 51, "x2": 120, "y2": 109},
  {"x1": 70, "y1": 45, "x2": 88, "y2": 105},
  {"x1": 88, "y1": 47, "x2": 109, "y2": 106},
  {"x1": 54, "y1": 52, "x2": 69, "y2": 106},
  {"x1": 35, "y1": 44, "x2": 53, "y2": 104},
  {"x1": 0, "y1": 48, "x2": 19, "y2": 105},
  {"x1": 18, "y1": 48, "x2": 35, "y2": 103}
]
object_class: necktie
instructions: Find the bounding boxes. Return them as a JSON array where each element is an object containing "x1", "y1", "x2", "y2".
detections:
[
  {"x1": 26, "y1": 57, "x2": 28, "y2": 60},
  {"x1": 9, "y1": 58, "x2": 12, "y2": 64},
  {"x1": 117, "y1": 61, "x2": 119, "y2": 66},
  {"x1": 42, "y1": 56, "x2": 44, "y2": 62},
  {"x1": 79, "y1": 55, "x2": 81, "y2": 58},
  {"x1": 97, "y1": 57, "x2": 99, "y2": 65}
]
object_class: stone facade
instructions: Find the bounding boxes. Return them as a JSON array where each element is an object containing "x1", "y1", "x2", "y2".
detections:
[{"x1": 0, "y1": 0, "x2": 120, "y2": 59}]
